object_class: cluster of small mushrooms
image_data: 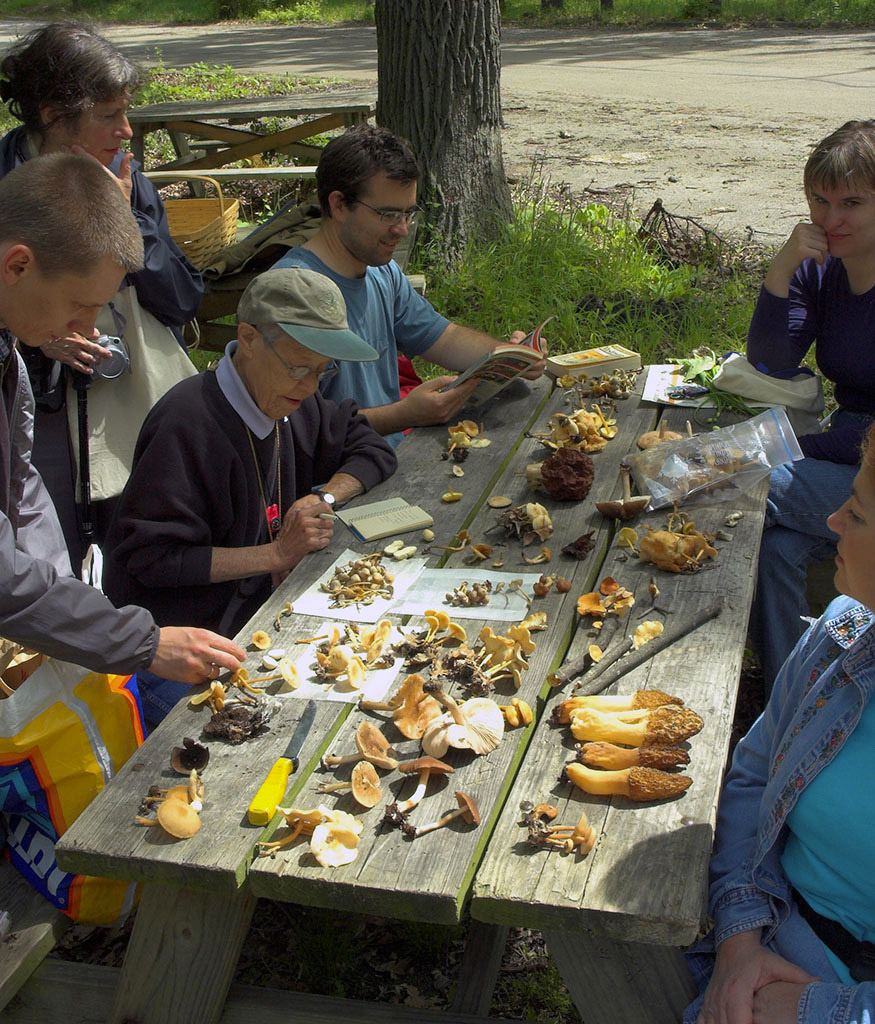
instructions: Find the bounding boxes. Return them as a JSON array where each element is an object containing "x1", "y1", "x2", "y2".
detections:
[
  {"x1": 134, "y1": 738, "x2": 210, "y2": 839},
  {"x1": 575, "y1": 575, "x2": 665, "y2": 663},
  {"x1": 319, "y1": 552, "x2": 395, "y2": 608},
  {"x1": 256, "y1": 610, "x2": 543, "y2": 864}
]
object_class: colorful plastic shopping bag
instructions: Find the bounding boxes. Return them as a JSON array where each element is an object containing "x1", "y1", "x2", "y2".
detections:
[{"x1": 0, "y1": 659, "x2": 145, "y2": 925}]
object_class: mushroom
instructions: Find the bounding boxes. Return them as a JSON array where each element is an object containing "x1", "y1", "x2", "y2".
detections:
[
  {"x1": 358, "y1": 673, "x2": 443, "y2": 739},
  {"x1": 569, "y1": 705, "x2": 704, "y2": 746},
  {"x1": 595, "y1": 465, "x2": 651, "y2": 521},
  {"x1": 256, "y1": 805, "x2": 326, "y2": 854},
  {"x1": 576, "y1": 741, "x2": 691, "y2": 771},
  {"x1": 156, "y1": 798, "x2": 202, "y2": 838},
  {"x1": 170, "y1": 737, "x2": 210, "y2": 774},
  {"x1": 320, "y1": 721, "x2": 399, "y2": 770},
  {"x1": 414, "y1": 791, "x2": 481, "y2": 837},
  {"x1": 552, "y1": 689, "x2": 683, "y2": 725},
  {"x1": 316, "y1": 761, "x2": 383, "y2": 808},
  {"x1": 498, "y1": 697, "x2": 533, "y2": 728},
  {"x1": 637, "y1": 421, "x2": 684, "y2": 450},
  {"x1": 394, "y1": 756, "x2": 455, "y2": 812},
  {"x1": 310, "y1": 807, "x2": 364, "y2": 867},
  {"x1": 564, "y1": 762, "x2": 692, "y2": 802},
  {"x1": 420, "y1": 682, "x2": 504, "y2": 758},
  {"x1": 522, "y1": 545, "x2": 552, "y2": 566}
]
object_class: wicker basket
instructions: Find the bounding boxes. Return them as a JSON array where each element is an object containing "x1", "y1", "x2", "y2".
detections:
[{"x1": 162, "y1": 175, "x2": 240, "y2": 269}]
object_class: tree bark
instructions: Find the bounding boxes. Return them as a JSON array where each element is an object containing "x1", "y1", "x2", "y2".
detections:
[{"x1": 374, "y1": 0, "x2": 513, "y2": 261}]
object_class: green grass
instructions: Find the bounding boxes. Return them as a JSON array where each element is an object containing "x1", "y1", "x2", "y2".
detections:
[
  {"x1": 416, "y1": 179, "x2": 761, "y2": 370},
  {"x1": 3, "y1": 0, "x2": 875, "y2": 25}
]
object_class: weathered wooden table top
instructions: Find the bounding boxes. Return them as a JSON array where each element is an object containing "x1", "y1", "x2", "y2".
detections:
[
  {"x1": 56, "y1": 375, "x2": 764, "y2": 946},
  {"x1": 128, "y1": 90, "x2": 377, "y2": 129}
]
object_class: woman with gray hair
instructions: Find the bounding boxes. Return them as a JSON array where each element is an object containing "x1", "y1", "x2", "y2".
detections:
[{"x1": 0, "y1": 22, "x2": 203, "y2": 572}]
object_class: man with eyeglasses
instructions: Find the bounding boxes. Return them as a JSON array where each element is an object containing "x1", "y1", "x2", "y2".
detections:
[
  {"x1": 102, "y1": 268, "x2": 396, "y2": 719},
  {"x1": 273, "y1": 125, "x2": 546, "y2": 447}
]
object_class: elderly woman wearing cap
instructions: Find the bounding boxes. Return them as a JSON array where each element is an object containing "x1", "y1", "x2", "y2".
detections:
[{"x1": 102, "y1": 268, "x2": 397, "y2": 723}]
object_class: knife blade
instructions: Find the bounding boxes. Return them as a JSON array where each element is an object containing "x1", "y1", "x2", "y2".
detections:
[{"x1": 247, "y1": 700, "x2": 317, "y2": 825}]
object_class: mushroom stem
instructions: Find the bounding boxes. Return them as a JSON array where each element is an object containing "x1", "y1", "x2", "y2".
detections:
[
  {"x1": 414, "y1": 806, "x2": 469, "y2": 837},
  {"x1": 424, "y1": 683, "x2": 467, "y2": 728},
  {"x1": 357, "y1": 697, "x2": 398, "y2": 712},
  {"x1": 134, "y1": 816, "x2": 159, "y2": 827},
  {"x1": 396, "y1": 768, "x2": 431, "y2": 814},
  {"x1": 320, "y1": 752, "x2": 362, "y2": 768},
  {"x1": 621, "y1": 464, "x2": 632, "y2": 502},
  {"x1": 316, "y1": 780, "x2": 352, "y2": 794},
  {"x1": 256, "y1": 818, "x2": 308, "y2": 854}
]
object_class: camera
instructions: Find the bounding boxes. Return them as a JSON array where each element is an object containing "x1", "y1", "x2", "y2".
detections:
[{"x1": 93, "y1": 335, "x2": 131, "y2": 380}]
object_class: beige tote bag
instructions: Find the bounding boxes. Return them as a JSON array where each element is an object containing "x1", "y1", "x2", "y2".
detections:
[{"x1": 67, "y1": 285, "x2": 198, "y2": 500}]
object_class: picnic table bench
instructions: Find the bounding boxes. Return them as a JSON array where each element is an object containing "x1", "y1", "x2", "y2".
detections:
[
  {"x1": 12, "y1": 372, "x2": 768, "y2": 1024},
  {"x1": 129, "y1": 90, "x2": 377, "y2": 171}
]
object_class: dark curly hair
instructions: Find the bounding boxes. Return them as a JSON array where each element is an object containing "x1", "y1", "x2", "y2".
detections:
[
  {"x1": 316, "y1": 124, "x2": 419, "y2": 215},
  {"x1": 0, "y1": 22, "x2": 139, "y2": 137}
]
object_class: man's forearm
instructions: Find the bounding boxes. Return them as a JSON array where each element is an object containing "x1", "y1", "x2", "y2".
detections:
[
  {"x1": 425, "y1": 322, "x2": 500, "y2": 373},
  {"x1": 359, "y1": 400, "x2": 410, "y2": 436},
  {"x1": 210, "y1": 543, "x2": 278, "y2": 583}
]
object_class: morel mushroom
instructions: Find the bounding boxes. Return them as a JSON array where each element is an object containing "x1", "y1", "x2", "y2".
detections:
[
  {"x1": 577, "y1": 741, "x2": 691, "y2": 771},
  {"x1": 564, "y1": 762, "x2": 692, "y2": 802},
  {"x1": 421, "y1": 681, "x2": 504, "y2": 757},
  {"x1": 569, "y1": 705, "x2": 704, "y2": 746},
  {"x1": 526, "y1": 448, "x2": 595, "y2": 501},
  {"x1": 552, "y1": 689, "x2": 684, "y2": 724}
]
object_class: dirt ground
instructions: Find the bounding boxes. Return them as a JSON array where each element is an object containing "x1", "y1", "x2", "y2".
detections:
[{"x1": 499, "y1": 86, "x2": 834, "y2": 246}]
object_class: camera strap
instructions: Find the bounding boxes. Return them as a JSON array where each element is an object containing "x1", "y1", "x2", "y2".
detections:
[{"x1": 107, "y1": 302, "x2": 127, "y2": 339}]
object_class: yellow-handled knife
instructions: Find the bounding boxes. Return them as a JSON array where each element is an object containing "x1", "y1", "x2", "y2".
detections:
[{"x1": 247, "y1": 699, "x2": 317, "y2": 825}]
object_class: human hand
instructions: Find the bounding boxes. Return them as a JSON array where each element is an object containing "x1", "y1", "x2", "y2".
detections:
[
  {"x1": 40, "y1": 333, "x2": 112, "y2": 374},
  {"x1": 398, "y1": 375, "x2": 480, "y2": 426},
  {"x1": 764, "y1": 222, "x2": 829, "y2": 296},
  {"x1": 68, "y1": 144, "x2": 133, "y2": 204},
  {"x1": 150, "y1": 627, "x2": 245, "y2": 684},
  {"x1": 272, "y1": 496, "x2": 335, "y2": 571},
  {"x1": 507, "y1": 328, "x2": 548, "y2": 380},
  {"x1": 752, "y1": 981, "x2": 810, "y2": 1024},
  {"x1": 696, "y1": 930, "x2": 817, "y2": 1024}
]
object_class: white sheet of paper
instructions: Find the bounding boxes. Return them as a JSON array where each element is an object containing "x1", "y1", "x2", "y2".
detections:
[
  {"x1": 267, "y1": 620, "x2": 405, "y2": 704},
  {"x1": 291, "y1": 548, "x2": 428, "y2": 623},
  {"x1": 642, "y1": 364, "x2": 770, "y2": 410},
  {"x1": 389, "y1": 567, "x2": 543, "y2": 620}
]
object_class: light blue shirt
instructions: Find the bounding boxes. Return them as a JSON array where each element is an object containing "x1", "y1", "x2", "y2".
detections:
[
  {"x1": 272, "y1": 247, "x2": 448, "y2": 447},
  {"x1": 215, "y1": 340, "x2": 275, "y2": 439}
]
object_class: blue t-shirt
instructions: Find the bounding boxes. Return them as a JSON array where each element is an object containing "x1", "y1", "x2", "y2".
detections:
[
  {"x1": 782, "y1": 693, "x2": 875, "y2": 984},
  {"x1": 272, "y1": 247, "x2": 449, "y2": 447}
]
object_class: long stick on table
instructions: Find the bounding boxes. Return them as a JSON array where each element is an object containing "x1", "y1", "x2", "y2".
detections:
[{"x1": 571, "y1": 598, "x2": 724, "y2": 697}]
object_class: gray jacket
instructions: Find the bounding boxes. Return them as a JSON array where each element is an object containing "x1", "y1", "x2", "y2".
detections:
[{"x1": 1, "y1": 345, "x2": 159, "y2": 673}]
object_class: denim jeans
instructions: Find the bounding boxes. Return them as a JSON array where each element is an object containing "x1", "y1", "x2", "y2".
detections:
[
  {"x1": 748, "y1": 436, "x2": 863, "y2": 693},
  {"x1": 135, "y1": 669, "x2": 191, "y2": 730}
]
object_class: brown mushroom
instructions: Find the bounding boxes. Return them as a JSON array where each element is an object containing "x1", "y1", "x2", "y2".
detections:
[
  {"x1": 170, "y1": 737, "x2": 210, "y2": 774},
  {"x1": 316, "y1": 761, "x2": 383, "y2": 808},
  {"x1": 414, "y1": 791, "x2": 481, "y2": 836},
  {"x1": 595, "y1": 464, "x2": 651, "y2": 521},
  {"x1": 394, "y1": 756, "x2": 455, "y2": 813},
  {"x1": 320, "y1": 721, "x2": 399, "y2": 771},
  {"x1": 637, "y1": 421, "x2": 684, "y2": 450},
  {"x1": 569, "y1": 705, "x2": 704, "y2": 746},
  {"x1": 577, "y1": 741, "x2": 691, "y2": 771}
]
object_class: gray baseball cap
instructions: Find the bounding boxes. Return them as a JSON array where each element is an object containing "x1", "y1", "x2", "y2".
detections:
[{"x1": 238, "y1": 267, "x2": 378, "y2": 361}]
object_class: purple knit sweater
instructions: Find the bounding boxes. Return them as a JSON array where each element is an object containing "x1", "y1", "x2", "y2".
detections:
[{"x1": 746, "y1": 255, "x2": 875, "y2": 463}]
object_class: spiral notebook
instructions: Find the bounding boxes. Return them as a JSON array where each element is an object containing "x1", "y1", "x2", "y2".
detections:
[{"x1": 335, "y1": 497, "x2": 434, "y2": 542}]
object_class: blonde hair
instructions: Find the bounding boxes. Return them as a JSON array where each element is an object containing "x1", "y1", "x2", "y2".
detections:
[{"x1": 804, "y1": 120, "x2": 875, "y2": 197}]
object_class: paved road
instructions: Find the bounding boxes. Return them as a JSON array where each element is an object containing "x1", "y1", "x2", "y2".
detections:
[{"x1": 2, "y1": 20, "x2": 873, "y2": 236}]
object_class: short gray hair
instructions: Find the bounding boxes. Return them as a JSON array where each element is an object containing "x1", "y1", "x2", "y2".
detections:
[{"x1": 0, "y1": 153, "x2": 144, "y2": 276}]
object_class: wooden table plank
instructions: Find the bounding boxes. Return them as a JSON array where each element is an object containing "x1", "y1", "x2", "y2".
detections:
[
  {"x1": 249, "y1": 388, "x2": 658, "y2": 923},
  {"x1": 470, "y1": 401, "x2": 768, "y2": 946},
  {"x1": 128, "y1": 91, "x2": 377, "y2": 127}
]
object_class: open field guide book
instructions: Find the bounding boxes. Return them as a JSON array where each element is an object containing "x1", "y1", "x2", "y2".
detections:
[{"x1": 440, "y1": 317, "x2": 552, "y2": 407}]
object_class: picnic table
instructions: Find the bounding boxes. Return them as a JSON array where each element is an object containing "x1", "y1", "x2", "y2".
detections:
[
  {"x1": 41, "y1": 372, "x2": 767, "y2": 1024},
  {"x1": 128, "y1": 90, "x2": 376, "y2": 171}
]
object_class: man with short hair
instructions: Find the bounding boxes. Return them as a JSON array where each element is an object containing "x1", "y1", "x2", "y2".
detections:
[
  {"x1": 103, "y1": 267, "x2": 397, "y2": 649},
  {"x1": 273, "y1": 124, "x2": 545, "y2": 446},
  {"x1": 0, "y1": 153, "x2": 245, "y2": 683}
]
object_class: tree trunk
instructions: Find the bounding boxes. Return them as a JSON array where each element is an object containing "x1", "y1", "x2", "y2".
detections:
[{"x1": 374, "y1": 0, "x2": 513, "y2": 262}]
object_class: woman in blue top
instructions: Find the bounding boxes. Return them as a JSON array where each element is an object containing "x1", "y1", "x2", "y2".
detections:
[
  {"x1": 0, "y1": 22, "x2": 203, "y2": 572},
  {"x1": 747, "y1": 121, "x2": 875, "y2": 691},
  {"x1": 685, "y1": 423, "x2": 875, "y2": 1024}
]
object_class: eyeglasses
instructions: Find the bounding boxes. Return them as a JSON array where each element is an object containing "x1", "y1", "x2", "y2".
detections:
[
  {"x1": 354, "y1": 199, "x2": 421, "y2": 226},
  {"x1": 263, "y1": 338, "x2": 339, "y2": 384}
]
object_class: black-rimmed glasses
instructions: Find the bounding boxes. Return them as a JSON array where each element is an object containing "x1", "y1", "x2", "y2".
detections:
[{"x1": 263, "y1": 339, "x2": 339, "y2": 384}]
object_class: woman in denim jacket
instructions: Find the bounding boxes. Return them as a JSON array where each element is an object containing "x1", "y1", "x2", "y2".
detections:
[{"x1": 686, "y1": 425, "x2": 875, "y2": 1022}]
